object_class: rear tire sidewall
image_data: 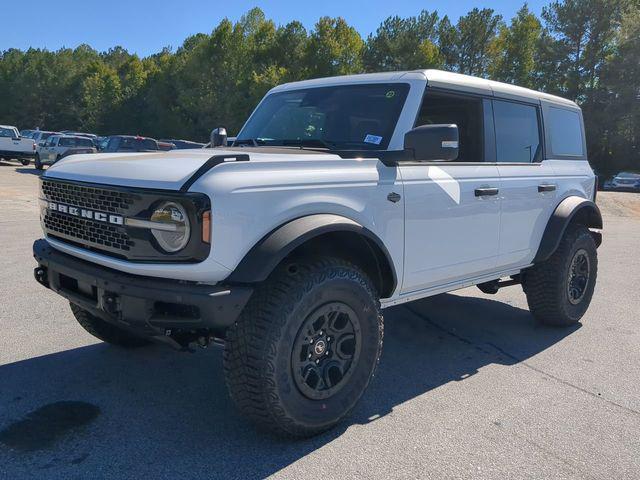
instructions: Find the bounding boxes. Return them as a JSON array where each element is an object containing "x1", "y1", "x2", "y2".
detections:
[
  {"x1": 35, "y1": 155, "x2": 42, "y2": 170},
  {"x1": 556, "y1": 230, "x2": 597, "y2": 322},
  {"x1": 271, "y1": 272, "x2": 381, "y2": 431}
]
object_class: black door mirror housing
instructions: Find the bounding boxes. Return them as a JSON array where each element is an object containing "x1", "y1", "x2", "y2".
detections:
[
  {"x1": 403, "y1": 124, "x2": 459, "y2": 162},
  {"x1": 210, "y1": 127, "x2": 228, "y2": 147}
]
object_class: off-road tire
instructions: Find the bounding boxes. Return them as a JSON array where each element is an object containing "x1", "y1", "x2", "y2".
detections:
[
  {"x1": 523, "y1": 226, "x2": 597, "y2": 326},
  {"x1": 70, "y1": 303, "x2": 151, "y2": 348},
  {"x1": 223, "y1": 256, "x2": 383, "y2": 437},
  {"x1": 34, "y1": 155, "x2": 43, "y2": 170}
]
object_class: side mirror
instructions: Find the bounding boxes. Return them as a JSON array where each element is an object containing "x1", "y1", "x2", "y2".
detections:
[
  {"x1": 403, "y1": 124, "x2": 459, "y2": 162},
  {"x1": 210, "y1": 127, "x2": 227, "y2": 147}
]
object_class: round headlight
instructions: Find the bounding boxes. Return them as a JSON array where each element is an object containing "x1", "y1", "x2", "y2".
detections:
[{"x1": 150, "y1": 202, "x2": 190, "y2": 252}]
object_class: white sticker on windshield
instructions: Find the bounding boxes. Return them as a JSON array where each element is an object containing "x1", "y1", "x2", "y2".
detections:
[{"x1": 364, "y1": 134, "x2": 383, "y2": 145}]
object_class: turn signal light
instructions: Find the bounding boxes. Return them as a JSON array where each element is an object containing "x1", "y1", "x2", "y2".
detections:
[{"x1": 202, "y1": 210, "x2": 211, "y2": 244}]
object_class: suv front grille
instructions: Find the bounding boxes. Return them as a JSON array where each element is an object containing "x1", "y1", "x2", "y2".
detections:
[
  {"x1": 44, "y1": 210, "x2": 134, "y2": 251},
  {"x1": 39, "y1": 178, "x2": 211, "y2": 263},
  {"x1": 41, "y1": 179, "x2": 137, "y2": 214}
]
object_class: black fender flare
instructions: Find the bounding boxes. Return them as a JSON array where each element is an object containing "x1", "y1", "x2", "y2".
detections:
[
  {"x1": 534, "y1": 196, "x2": 603, "y2": 263},
  {"x1": 227, "y1": 214, "x2": 397, "y2": 296}
]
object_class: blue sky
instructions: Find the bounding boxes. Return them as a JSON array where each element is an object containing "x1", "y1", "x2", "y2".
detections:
[{"x1": 3, "y1": 1, "x2": 548, "y2": 57}]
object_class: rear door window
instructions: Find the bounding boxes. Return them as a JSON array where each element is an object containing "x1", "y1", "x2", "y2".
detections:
[
  {"x1": 547, "y1": 107, "x2": 584, "y2": 157},
  {"x1": 493, "y1": 100, "x2": 542, "y2": 163}
]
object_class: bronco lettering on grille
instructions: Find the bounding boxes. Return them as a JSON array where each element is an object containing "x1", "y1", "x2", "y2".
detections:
[{"x1": 45, "y1": 201, "x2": 124, "y2": 225}]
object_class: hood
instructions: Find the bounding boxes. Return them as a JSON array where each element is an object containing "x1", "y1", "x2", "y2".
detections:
[{"x1": 44, "y1": 148, "x2": 342, "y2": 191}]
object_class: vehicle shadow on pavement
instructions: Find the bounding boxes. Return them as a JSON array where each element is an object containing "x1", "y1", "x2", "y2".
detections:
[
  {"x1": 0, "y1": 292, "x2": 577, "y2": 479},
  {"x1": 14, "y1": 168, "x2": 42, "y2": 176},
  {"x1": 0, "y1": 162, "x2": 42, "y2": 175}
]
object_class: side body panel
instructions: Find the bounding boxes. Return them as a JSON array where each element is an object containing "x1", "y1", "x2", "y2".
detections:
[
  {"x1": 399, "y1": 163, "x2": 501, "y2": 293},
  {"x1": 193, "y1": 157, "x2": 406, "y2": 295},
  {"x1": 496, "y1": 161, "x2": 559, "y2": 269}
]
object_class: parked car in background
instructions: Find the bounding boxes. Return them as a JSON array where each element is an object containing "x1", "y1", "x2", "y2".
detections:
[
  {"x1": 35, "y1": 134, "x2": 96, "y2": 169},
  {"x1": 101, "y1": 135, "x2": 165, "y2": 152},
  {"x1": 61, "y1": 131, "x2": 100, "y2": 147},
  {"x1": 159, "y1": 139, "x2": 206, "y2": 149},
  {"x1": 610, "y1": 171, "x2": 640, "y2": 191},
  {"x1": 32, "y1": 130, "x2": 61, "y2": 145},
  {"x1": 20, "y1": 129, "x2": 38, "y2": 138},
  {"x1": 157, "y1": 140, "x2": 177, "y2": 151},
  {"x1": 0, "y1": 125, "x2": 35, "y2": 165}
]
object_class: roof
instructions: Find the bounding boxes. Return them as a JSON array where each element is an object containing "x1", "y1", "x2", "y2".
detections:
[
  {"x1": 0, "y1": 125, "x2": 17, "y2": 129},
  {"x1": 272, "y1": 69, "x2": 577, "y2": 108}
]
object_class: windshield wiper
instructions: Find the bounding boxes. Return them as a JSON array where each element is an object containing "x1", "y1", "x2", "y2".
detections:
[
  {"x1": 280, "y1": 139, "x2": 335, "y2": 150},
  {"x1": 232, "y1": 138, "x2": 263, "y2": 147}
]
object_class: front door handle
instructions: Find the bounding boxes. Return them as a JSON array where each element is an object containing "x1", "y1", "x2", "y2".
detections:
[
  {"x1": 475, "y1": 187, "x2": 499, "y2": 197},
  {"x1": 538, "y1": 184, "x2": 556, "y2": 192}
]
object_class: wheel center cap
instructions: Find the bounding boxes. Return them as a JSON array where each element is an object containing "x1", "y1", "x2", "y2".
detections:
[{"x1": 314, "y1": 340, "x2": 326, "y2": 356}]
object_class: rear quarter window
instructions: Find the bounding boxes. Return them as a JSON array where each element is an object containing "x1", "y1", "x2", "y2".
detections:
[{"x1": 547, "y1": 107, "x2": 584, "y2": 157}]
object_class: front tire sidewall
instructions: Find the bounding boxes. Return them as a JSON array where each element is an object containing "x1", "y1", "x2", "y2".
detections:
[{"x1": 272, "y1": 276, "x2": 380, "y2": 431}]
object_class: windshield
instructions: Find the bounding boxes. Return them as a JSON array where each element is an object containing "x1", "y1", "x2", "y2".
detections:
[{"x1": 236, "y1": 83, "x2": 410, "y2": 150}]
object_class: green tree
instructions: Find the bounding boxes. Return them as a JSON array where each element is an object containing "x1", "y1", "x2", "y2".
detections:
[
  {"x1": 363, "y1": 11, "x2": 443, "y2": 71},
  {"x1": 489, "y1": 4, "x2": 542, "y2": 87},
  {"x1": 439, "y1": 9, "x2": 503, "y2": 76},
  {"x1": 305, "y1": 17, "x2": 364, "y2": 77}
]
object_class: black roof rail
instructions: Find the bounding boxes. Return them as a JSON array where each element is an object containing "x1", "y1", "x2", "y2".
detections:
[{"x1": 180, "y1": 154, "x2": 250, "y2": 192}]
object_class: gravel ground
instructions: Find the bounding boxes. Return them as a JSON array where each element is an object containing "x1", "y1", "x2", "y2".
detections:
[{"x1": 0, "y1": 161, "x2": 639, "y2": 479}]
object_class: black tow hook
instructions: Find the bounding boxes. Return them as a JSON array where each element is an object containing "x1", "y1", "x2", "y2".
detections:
[
  {"x1": 34, "y1": 267, "x2": 49, "y2": 288},
  {"x1": 102, "y1": 293, "x2": 120, "y2": 315}
]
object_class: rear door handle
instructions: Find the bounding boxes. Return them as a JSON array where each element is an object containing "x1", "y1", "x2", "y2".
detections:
[
  {"x1": 538, "y1": 184, "x2": 556, "y2": 192},
  {"x1": 475, "y1": 187, "x2": 499, "y2": 197}
]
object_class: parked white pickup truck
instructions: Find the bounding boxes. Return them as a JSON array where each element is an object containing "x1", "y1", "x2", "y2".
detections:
[{"x1": 0, "y1": 125, "x2": 36, "y2": 165}]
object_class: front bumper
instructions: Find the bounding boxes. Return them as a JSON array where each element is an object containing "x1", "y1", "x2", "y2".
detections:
[{"x1": 33, "y1": 239, "x2": 253, "y2": 342}]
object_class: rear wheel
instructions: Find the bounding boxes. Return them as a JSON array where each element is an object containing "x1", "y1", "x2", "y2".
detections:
[
  {"x1": 70, "y1": 303, "x2": 151, "y2": 348},
  {"x1": 223, "y1": 256, "x2": 383, "y2": 437},
  {"x1": 20, "y1": 159, "x2": 30, "y2": 166},
  {"x1": 523, "y1": 226, "x2": 597, "y2": 326},
  {"x1": 34, "y1": 155, "x2": 43, "y2": 170}
]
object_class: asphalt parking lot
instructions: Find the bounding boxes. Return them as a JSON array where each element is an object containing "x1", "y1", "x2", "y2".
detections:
[{"x1": 0, "y1": 160, "x2": 639, "y2": 479}]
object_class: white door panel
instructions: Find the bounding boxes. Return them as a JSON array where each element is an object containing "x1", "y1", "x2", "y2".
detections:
[
  {"x1": 400, "y1": 164, "x2": 501, "y2": 293},
  {"x1": 497, "y1": 161, "x2": 558, "y2": 268}
]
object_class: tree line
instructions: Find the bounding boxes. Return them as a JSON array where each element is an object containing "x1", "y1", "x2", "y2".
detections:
[{"x1": 0, "y1": 0, "x2": 638, "y2": 176}]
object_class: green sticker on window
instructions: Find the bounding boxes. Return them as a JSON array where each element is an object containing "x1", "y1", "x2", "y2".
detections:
[{"x1": 386, "y1": 90, "x2": 396, "y2": 99}]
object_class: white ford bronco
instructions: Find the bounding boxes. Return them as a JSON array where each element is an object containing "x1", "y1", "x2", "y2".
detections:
[{"x1": 33, "y1": 70, "x2": 602, "y2": 437}]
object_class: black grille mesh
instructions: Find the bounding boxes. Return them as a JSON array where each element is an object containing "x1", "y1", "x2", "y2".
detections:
[
  {"x1": 41, "y1": 179, "x2": 137, "y2": 214},
  {"x1": 44, "y1": 211, "x2": 134, "y2": 251},
  {"x1": 41, "y1": 179, "x2": 137, "y2": 253}
]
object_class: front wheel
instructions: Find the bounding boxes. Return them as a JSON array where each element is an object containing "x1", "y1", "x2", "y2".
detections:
[
  {"x1": 20, "y1": 159, "x2": 30, "y2": 166},
  {"x1": 523, "y1": 226, "x2": 598, "y2": 326},
  {"x1": 34, "y1": 155, "x2": 43, "y2": 170},
  {"x1": 223, "y1": 257, "x2": 383, "y2": 437}
]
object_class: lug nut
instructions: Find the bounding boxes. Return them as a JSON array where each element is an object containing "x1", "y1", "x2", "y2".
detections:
[
  {"x1": 315, "y1": 359, "x2": 320, "y2": 365},
  {"x1": 308, "y1": 353, "x2": 312, "y2": 359},
  {"x1": 309, "y1": 338, "x2": 314, "y2": 344},
  {"x1": 325, "y1": 351, "x2": 330, "y2": 356},
  {"x1": 319, "y1": 330, "x2": 324, "y2": 336}
]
